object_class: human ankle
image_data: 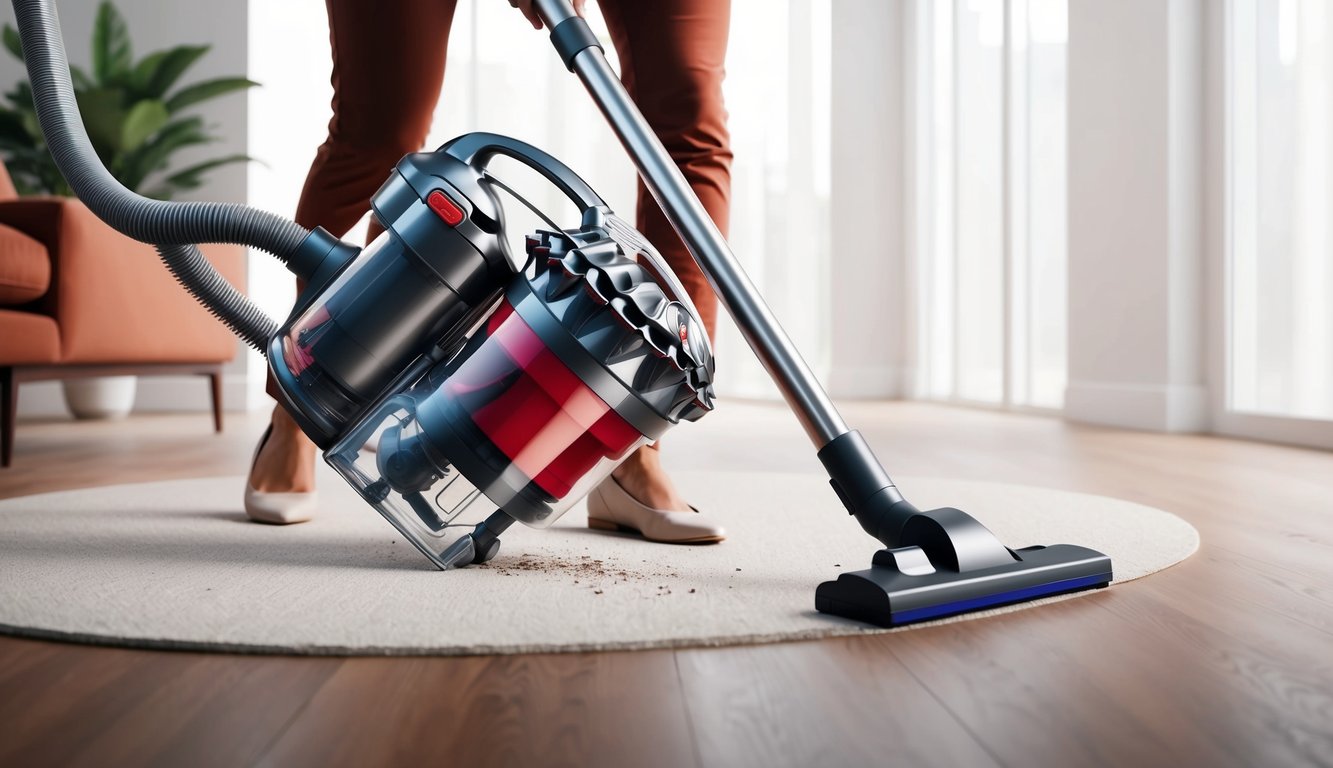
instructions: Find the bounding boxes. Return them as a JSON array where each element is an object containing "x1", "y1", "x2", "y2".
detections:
[
  {"x1": 249, "y1": 408, "x2": 318, "y2": 492},
  {"x1": 610, "y1": 448, "x2": 688, "y2": 511}
]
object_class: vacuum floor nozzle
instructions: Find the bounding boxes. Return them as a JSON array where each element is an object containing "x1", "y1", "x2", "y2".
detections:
[{"x1": 816, "y1": 543, "x2": 1112, "y2": 627}]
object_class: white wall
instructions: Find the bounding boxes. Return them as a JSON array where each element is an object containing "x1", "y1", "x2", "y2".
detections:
[
  {"x1": 826, "y1": 0, "x2": 908, "y2": 399},
  {"x1": 1, "y1": 0, "x2": 253, "y2": 419},
  {"x1": 1064, "y1": 0, "x2": 1207, "y2": 431}
]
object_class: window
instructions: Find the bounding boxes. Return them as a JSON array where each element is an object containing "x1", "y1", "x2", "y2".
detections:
[
  {"x1": 1227, "y1": 0, "x2": 1333, "y2": 423},
  {"x1": 911, "y1": 0, "x2": 1068, "y2": 409}
]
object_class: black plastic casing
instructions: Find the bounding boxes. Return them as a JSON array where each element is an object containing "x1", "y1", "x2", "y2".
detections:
[
  {"x1": 815, "y1": 543, "x2": 1112, "y2": 627},
  {"x1": 268, "y1": 150, "x2": 516, "y2": 447}
]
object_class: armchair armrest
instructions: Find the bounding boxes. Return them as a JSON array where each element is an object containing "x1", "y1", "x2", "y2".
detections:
[{"x1": 0, "y1": 197, "x2": 246, "y2": 364}]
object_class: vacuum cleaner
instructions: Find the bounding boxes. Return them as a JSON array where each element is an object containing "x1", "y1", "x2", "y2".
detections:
[{"x1": 10, "y1": 0, "x2": 1111, "y2": 627}]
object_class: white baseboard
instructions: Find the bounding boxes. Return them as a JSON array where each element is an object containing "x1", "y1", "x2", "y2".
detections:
[
  {"x1": 16, "y1": 374, "x2": 254, "y2": 420},
  {"x1": 1064, "y1": 379, "x2": 1210, "y2": 433}
]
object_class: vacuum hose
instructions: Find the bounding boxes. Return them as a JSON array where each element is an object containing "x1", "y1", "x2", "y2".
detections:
[{"x1": 10, "y1": 0, "x2": 312, "y2": 350}]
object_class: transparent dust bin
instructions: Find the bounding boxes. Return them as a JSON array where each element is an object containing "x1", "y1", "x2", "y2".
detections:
[{"x1": 324, "y1": 299, "x2": 653, "y2": 568}]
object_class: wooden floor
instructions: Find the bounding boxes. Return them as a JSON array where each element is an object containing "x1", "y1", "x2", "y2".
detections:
[{"x1": 1, "y1": 401, "x2": 1331, "y2": 767}]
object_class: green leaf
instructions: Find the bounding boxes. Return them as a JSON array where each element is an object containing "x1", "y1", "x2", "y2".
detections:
[
  {"x1": 114, "y1": 115, "x2": 208, "y2": 189},
  {"x1": 118, "y1": 115, "x2": 211, "y2": 189},
  {"x1": 3, "y1": 24, "x2": 22, "y2": 61},
  {"x1": 127, "y1": 49, "x2": 167, "y2": 94},
  {"x1": 130, "y1": 45, "x2": 208, "y2": 99},
  {"x1": 165, "y1": 77, "x2": 257, "y2": 113},
  {"x1": 161, "y1": 153, "x2": 252, "y2": 190},
  {"x1": 138, "y1": 115, "x2": 209, "y2": 159},
  {"x1": 11, "y1": 176, "x2": 40, "y2": 196},
  {"x1": 2, "y1": 152, "x2": 48, "y2": 174},
  {"x1": 73, "y1": 87, "x2": 125, "y2": 157},
  {"x1": 19, "y1": 110, "x2": 42, "y2": 142},
  {"x1": 5, "y1": 83, "x2": 41, "y2": 136},
  {"x1": 70, "y1": 65, "x2": 95, "y2": 90},
  {"x1": 2, "y1": 150, "x2": 68, "y2": 195},
  {"x1": 5, "y1": 162, "x2": 43, "y2": 195},
  {"x1": 0, "y1": 109, "x2": 36, "y2": 146},
  {"x1": 118, "y1": 98, "x2": 169, "y2": 152},
  {"x1": 92, "y1": 1, "x2": 132, "y2": 85},
  {"x1": 5, "y1": 80, "x2": 34, "y2": 110}
]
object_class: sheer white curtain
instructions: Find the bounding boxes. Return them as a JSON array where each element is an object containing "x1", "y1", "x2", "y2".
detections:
[
  {"x1": 1227, "y1": 0, "x2": 1333, "y2": 422},
  {"x1": 248, "y1": 0, "x2": 831, "y2": 401},
  {"x1": 909, "y1": 0, "x2": 1067, "y2": 410}
]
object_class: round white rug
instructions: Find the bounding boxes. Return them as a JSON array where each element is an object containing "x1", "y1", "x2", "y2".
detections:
[{"x1": 0, "y1": 468, "x2": 1197, "y2": 655}]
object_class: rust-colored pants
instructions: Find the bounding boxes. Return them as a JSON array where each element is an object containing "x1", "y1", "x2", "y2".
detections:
[{"x1": 293, "y1": 0, "x2": 732, "y2": 337}]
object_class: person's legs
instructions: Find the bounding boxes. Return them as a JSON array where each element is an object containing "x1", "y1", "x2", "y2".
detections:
[
  {"x1": 599, "y1": 0, "x2": 732, "y2": 513},
  {"x1": 249, "y1": 0, "x2": 457, "y2": 503}
]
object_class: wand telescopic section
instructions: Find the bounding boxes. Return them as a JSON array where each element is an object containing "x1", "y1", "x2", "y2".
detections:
[{"x1": 532, "y1": 0, "x2": 849, "y2": 449}]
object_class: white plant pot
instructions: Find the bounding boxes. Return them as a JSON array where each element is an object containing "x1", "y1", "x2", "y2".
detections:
[{"x1": 63, "y1": 376, "x2": 138, "y2": 420}]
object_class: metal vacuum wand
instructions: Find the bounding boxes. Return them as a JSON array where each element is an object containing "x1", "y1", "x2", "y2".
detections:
[
  {"x1": 531, "y1": 0, "x2": 918, "y2": 546},
  {"x1": 534, "y1": 0, "x2": 846, "y2": 449},
  {"x1": 528, "y1": 0, "x2": 1112, "y2": 628}
]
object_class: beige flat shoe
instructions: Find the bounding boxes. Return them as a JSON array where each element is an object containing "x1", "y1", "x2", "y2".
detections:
[
  {"x1": 244, "y1": 425, "x2": 317, "y2": 525},
  {"x1": 586, "y1": 474, "x2": 724, "y2": 544}
]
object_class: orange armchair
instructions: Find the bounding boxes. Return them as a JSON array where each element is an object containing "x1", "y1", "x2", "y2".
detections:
[{"x1": 0, "y1": 162, "x2": 245, "y2": 466}]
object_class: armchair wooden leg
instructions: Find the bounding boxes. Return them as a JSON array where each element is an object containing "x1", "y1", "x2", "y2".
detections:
[
  {"x1": 2, "y1": 367, "x2": 14, "y2": 468},
  {"x1": 208, "y1": 368, "x2": 224, "y2": 433}
]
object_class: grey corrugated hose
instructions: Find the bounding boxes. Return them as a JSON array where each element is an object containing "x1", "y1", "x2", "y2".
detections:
[{"x1": 11, "y1": 0, "x2": 313, "y2": 351}]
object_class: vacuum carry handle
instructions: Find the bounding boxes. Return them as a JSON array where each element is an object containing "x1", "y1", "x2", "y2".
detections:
[
  {"x1": 531, "y1": 0, "x2": 850, "y2": 449},
  {"x1": 444, "y1": 132, "x2": 608, "y2": 214}
]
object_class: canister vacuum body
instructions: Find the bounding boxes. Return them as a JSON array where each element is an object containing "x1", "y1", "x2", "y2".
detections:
[{"x1": 269, "y1": 135, "x2": 716, "y2": 567}]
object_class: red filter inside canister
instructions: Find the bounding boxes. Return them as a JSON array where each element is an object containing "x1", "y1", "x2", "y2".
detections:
[{"x1": 443, "y1": 300, "x2": 643, "y2": 498}]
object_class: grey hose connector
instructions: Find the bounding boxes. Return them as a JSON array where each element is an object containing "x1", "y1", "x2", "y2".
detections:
[{"x1": 12, "y1": 0, "x2": 312, "y2": 350}]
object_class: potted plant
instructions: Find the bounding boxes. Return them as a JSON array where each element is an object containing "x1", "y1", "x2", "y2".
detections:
[{"x1": 0, "y1": 0, "x2": 257, "y2": 419}]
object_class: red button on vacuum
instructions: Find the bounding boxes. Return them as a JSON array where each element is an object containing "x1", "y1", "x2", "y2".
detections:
[{"x1": 427, "y1": 189, "x2": 465, "y2": 227}]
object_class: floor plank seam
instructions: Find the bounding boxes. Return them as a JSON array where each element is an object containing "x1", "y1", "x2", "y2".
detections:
[
  {"x1": 1097, "y1": 555, "x2": 1333, "y2": 642},
  {"x1": 1085, "y1": 590, "x2": 1333, "y2": 765},
  {"x1": 884, "y1": 642, "x2": 1011, "y2": 768},
  {"x1": 242, "y1": 659, "x2": 340, "y2": 767},
  {"x1": 671, "y1": 651, "x2": 706, "y2": 768},
  {"x1": 1196, "y1": 545, "x2": 1333, "y2": 640}
]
